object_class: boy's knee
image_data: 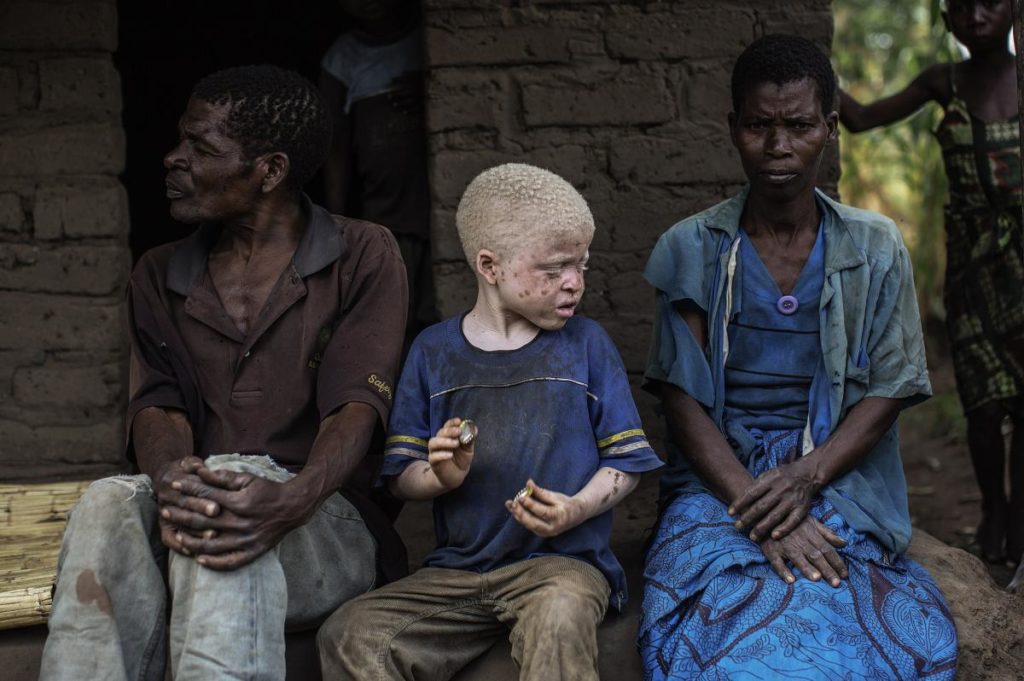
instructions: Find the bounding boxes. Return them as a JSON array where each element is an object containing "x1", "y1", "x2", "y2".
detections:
[
  {"x1": 317, "y1": 598, "x2": 376, "y2": 669},
  {"x1": 527, "y1": 589, "x2": 602, "y2": 638}
]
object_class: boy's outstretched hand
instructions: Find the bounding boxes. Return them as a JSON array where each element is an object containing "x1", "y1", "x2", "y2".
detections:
[
  {"x1": 507, "y1": 468, "x2": 640, "y2": 538},
  {"x1": 506, "y1": 479, "x2": 585, "y2": 538},
  {"x1": 428, "y1": 417, "x2": 475, "y2": 491}
]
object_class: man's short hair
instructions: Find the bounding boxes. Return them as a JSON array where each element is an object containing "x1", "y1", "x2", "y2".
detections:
[
  {"x1": 455, "y1": 163, "x2": 595, "y2": 265},
  {"x1": 191, "y1": 65, "x2": 330, "y2": 189},
  {"x1": 731, "y1": 34, "x2": 837, "y2": 115}
]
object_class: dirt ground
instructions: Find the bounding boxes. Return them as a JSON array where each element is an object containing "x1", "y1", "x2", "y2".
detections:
[
  {"x1": 396, "y1": 341, "x2": 1020, "y2": 587},
  {"x1": 897, "y1": 352, "x2": 1018, "y2": 586}
]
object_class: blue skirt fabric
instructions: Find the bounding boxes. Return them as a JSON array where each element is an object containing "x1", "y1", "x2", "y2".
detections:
[{"x1": 640, "y1": 430, "x2": 958, "y2": 680}]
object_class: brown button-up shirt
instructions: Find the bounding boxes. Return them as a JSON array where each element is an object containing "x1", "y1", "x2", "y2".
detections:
[{"x1": 126, "y1": 199, "x2": 408, "y2": 471}]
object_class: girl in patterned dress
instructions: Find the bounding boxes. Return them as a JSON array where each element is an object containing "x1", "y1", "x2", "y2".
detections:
[{"x1": 840, "y1": 0, "x2": 1024, "y2": 565}]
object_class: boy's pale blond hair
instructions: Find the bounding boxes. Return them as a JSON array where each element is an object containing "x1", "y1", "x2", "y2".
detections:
[{"x1": 455, "y1": 163, "x2": 595, "y2": 265}]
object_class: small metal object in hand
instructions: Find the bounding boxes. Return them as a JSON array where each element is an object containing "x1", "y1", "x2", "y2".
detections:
[
  {"x1": 458, "y1": 419, "x2": 478, "y2": 445},
  {"x1": 514, "y1": 486, "x2": 533, "y2": 504}
]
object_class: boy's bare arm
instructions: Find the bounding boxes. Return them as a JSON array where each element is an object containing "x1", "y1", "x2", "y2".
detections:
[
  {"x1": 839, "y1": 63, "x2": 947, "y2": 132},
  {"x1": 506, "y1": 467, "x2": 640, "y2": 538},
  {"x1": 389, "y1": 418, "x2": 475, "y2": 500}
]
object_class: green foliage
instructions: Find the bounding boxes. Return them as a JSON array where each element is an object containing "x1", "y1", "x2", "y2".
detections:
[{"x1": 832, "y1": 0, "x2": 961, "y2": 321}]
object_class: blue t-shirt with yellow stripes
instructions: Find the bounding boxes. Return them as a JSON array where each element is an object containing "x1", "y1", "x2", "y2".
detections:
[{"x1": 382, "y1": 313, "x2": 663, "y2": 608}]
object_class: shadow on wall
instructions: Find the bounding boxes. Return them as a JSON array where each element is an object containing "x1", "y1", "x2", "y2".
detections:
[{"x1": 115, "y1": 0, "x2": 348, "y2": 262}]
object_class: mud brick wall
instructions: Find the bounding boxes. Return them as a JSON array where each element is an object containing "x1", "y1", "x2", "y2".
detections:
[
  {"x1": 0, "y1": 1, "x2": 836, "y2": 478},
  {"x1": 423, "y1": 0, "x2": 836, "y2": 441},
  {"x1": 0, "y1": 0, "x2": 129, "y2": 480}
]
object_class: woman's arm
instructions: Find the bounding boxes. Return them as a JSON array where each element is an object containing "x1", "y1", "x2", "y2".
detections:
[
  {"x1": 839, "y1": 63, "x2": 947, "y2": 132},
  {"x1": 661, "y1": 307, "x2": 847, "y2": 582},
  {"x1": 733, "y1": 230, "x2": 925, "y2": 542},
  {"x1": 662, "y1": 382, "x2": 754, "y2": 505},
  {"x1": 730, "y1": 396, "x2": 902, "y2": 541},
  {"x1": 660, "y1": 307, "x2": 754, "y2": 505}
]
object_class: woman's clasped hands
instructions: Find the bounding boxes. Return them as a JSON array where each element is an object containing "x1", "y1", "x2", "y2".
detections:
[{"x1": 728, "y1": 456, "x2": 848, "y2": 587}]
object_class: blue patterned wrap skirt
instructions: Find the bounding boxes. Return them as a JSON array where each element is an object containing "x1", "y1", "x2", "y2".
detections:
[{"x1": 639, "y1": 430, "x2": 958, "y2": 680}]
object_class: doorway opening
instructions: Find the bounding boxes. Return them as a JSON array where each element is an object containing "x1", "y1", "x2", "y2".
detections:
[{"x1": 115, "y1": 0, "x2": 348, "y2": 262}]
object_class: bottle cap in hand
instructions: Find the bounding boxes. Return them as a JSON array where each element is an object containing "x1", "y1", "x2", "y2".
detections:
[{"x1": 458, "y1": 419, "x2": 478, "y2": 445}]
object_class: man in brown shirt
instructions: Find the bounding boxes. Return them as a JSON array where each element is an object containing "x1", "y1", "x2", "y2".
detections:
[{"x1": 40, "y1": 65, "x2": 408, "y2": 681}]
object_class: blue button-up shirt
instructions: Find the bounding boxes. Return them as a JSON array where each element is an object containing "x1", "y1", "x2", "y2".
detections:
[{"x1": 644, "y1": 187, "x2": 932, "y2": 555}]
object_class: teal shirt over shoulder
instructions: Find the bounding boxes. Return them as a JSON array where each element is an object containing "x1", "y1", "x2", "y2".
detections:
[{"x1": 643, "y1": 187, "x2": 932, "y2": 556}]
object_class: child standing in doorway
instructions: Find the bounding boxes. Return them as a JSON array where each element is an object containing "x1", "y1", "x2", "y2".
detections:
[
  {"x1": 320, "y1": 0, "x2": 436, "y2": 346},
  {"x1": 840, "y1": 0, "x2": 1024, "y2": 564}
]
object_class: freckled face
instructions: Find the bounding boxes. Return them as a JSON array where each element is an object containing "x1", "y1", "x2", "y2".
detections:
[
  {"x1": 729, "y1": 78, "x2": 837, "y2": 203},
  {"x1": 495, "y1": 232, "x2": 591, "y2": 331},
  {"x1": 163, "y1": 98, "x2": 262, "y2": 224}
]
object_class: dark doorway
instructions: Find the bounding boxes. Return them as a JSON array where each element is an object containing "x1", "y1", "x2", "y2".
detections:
[{"x1": 116, "y1": 1, "x2": 349, "y2": 262}]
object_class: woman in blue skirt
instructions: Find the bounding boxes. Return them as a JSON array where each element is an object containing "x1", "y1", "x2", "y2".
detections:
[{"x1": 639, "y1": 35, "x2": 958, "y2": 680}]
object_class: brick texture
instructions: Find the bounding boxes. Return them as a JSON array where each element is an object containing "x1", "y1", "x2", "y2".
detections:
[
  {"x1": 0, "y1": 0, "x2": 128, "y2": 479},
  {"x1": 34, "y1": 180, "x2": 129, "y2": 240},
  {"x1": 0, "y1": 293, "x2": 123, "y2": 352},
  {"x1": 0, "y1": 123, "x2": 125, "y2": 177},
  {"x1": 0, "y1": 192, "x2": 25, "y2": 234},
  {"x1": 0, "y1": 67, "x2": 18, "y2": 117},
  {"x1": 423, "y1": 1, "x2": 836, "y2": 444},
  {"x1": 0, "y1": 1, "x2": 836, "y2": 478},
  {"x1": 39, "y1": 58, "x2": 122, "y2": 115},
  {"x1": 0, "y1": 1, "x2": 118, "y2": 52}
]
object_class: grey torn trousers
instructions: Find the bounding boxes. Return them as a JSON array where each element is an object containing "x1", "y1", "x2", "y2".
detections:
[{"x1": 39, "y1": 454, "x2": 377, "y2": 681}]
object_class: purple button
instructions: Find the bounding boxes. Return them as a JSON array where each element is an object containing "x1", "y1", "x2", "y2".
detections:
[{"x1": 776, "y1": 295, "x2": 799, "y2": 315}]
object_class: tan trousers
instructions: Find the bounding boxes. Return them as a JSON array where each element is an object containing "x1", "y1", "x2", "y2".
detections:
[{"x1": 318, "y1": 555, "x2": 611, "y2": 681}]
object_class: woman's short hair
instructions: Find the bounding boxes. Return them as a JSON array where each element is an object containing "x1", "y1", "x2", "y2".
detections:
[
  {"x1": 731, "y1": 34, "x2": 837, "y2": 115},
  {"x1": 455, "y1": 163, "x2": 595, "y2": 264},
  {"x1": 191, "y1": 65, "x2": 331, "y2": 190}
]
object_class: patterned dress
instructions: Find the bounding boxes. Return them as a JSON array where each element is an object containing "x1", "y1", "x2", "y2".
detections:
[
  {"x1": 640, "y1": 229, "x2": 958, "y2": 680},
  {"x1": 935, "y1": 66, "x2": 1024, "y2": 411}
]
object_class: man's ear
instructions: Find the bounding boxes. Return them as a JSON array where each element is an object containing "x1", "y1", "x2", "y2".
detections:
[
  {"x1": 476, "y1": 249, "x2": 500, "y2": 285},
  {"x1": 727, "y1": 111, "x2": 739, "y2": 147},
  {"x1": 258, "y1": 152, "x2": 291, "y2": 193}
]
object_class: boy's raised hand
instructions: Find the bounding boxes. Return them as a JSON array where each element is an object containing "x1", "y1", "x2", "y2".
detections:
[
  {"x1": 428, "y1": 417, "x2": 475, "y2": 491},
  {"x1": 506, "y1": 479, "x2": 585, "y2": 538}
]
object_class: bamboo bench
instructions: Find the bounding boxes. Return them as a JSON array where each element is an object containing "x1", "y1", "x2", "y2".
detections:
[
  {"x1": 0, "y1": 481, "x2": 90, "y2": 633},
  {"x1": 0, "y1": 483, "x2": 647, "y2": 680}
]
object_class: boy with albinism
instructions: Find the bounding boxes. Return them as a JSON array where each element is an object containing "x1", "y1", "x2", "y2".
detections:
[{"x1": 317, "y1": 163, "x2": 663, "y2": 680}]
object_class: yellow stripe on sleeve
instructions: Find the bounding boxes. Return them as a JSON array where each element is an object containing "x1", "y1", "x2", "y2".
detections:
[
  {"x1": 596, "y1": 429, "x2": 646, "y2": 449},
  {"x1": 385, "y1": 435, "x2": 428, "y2": 448}
]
